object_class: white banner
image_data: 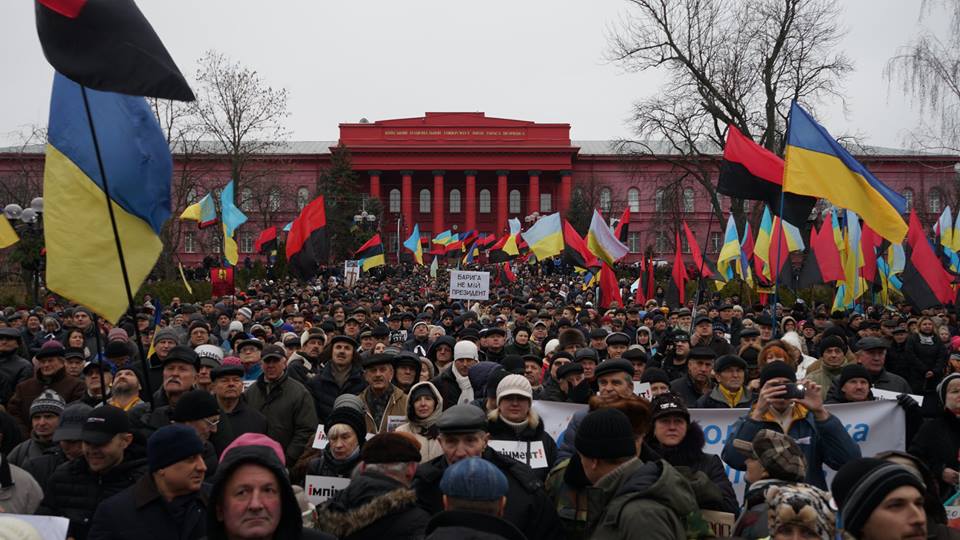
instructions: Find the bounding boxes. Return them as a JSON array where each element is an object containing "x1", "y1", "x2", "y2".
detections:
[
  {"x1": 872, "y1": 388, "x2": 924, "y2": 407},
  {"x1": 0, "y1": 515, "x2": 69, "y2": 540},
  {"x1": 532, "y1": 401, "x2": 587, "y2": 441},
  {"x1": 304, "y1": 475, "x2": 351, "y2": 504},
  {"x1": 449, "y1": 270, "x2": 490, "y2": 300}
]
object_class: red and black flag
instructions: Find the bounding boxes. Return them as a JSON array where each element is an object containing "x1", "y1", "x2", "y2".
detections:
[
  {"x1": 254, "y1": 226, "x2": 278, "y2": 255},
  {"x1": 562, "y1": 219, "x2": 600, "y2": 271},
  {"x1": 355, "y1": 234, "x2": 386, "y2": 271},
  {"x1": 614, "y1": 207, "x2": 631, "y2": 243},
  {"x1": 599, "y1": 262, "x2": 623, "y2": 308},
  {"x1": 902, "y1": 210, "x2": 955, "y2": 310},
  {"x1": 682, "y1": 221, "x2": 716, "y2": 278},
  {"x1": 718, "y1": 126, "x2": 816, "y2": 226},
  {"x1": 35, "y1": 0, "x2": 194, "y2": 101},
  {"x1": 665, "y1": 231, "x2": 688, "y2": 307},
  {"x1": 797, "y1": 215, "x2": 843, "y2": 289},
  {"x1": 285, "y1": 195, "x2": 329, "y2": 281},
  {"x1": 488, "y1": 234, "x2": 519, "y2": 263}
]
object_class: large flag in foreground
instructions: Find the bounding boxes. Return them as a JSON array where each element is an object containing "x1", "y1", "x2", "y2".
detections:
[
  {"x1": 718, "y1": 125, "x2": 816, "y2": 226},
  {"x1": 35, "y1": 0, "x2": 194, "y2": 101},
  {"x1": 285, "y1": 195, "x2": 329, "y2": 280},
  {"x1": 902, "y1": 211, "x2": 954, "y2": 309},
  {"x1": 43, "y1": 73, "x2": 171, "y2": 323},
  {"x1": 521, "y1": 212, "x2": 564, "y2": 261},
  {"x1": 783, "y1": 101, "x2": 908, "y2": 242},
  {"x1": 0, "y1": 218, "x2": 19, "y2": 249}
]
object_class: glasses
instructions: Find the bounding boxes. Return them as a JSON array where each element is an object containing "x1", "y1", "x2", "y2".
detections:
[{"x1": 204, "y1": 417, "x2": 220, "y2": 427}]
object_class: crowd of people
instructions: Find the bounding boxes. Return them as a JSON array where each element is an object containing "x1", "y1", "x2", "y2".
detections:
[{"x1": 0, "y1": 263, "x2": 952, "y2": 539}]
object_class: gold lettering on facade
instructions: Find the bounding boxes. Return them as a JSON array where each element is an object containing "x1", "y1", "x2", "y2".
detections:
[{"x1": 381, "y1": 128, "x2": 527, "y2": 137}]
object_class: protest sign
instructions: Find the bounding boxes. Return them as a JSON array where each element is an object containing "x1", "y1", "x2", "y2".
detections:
[
  {"x1": 344, "y1": 260, "x2": 360, "y2": 287},
  {"x1": 0, "y1": 515, "x2": 69, "y2": 540},
  {"x1": 633, "y1": 381, "x2": 652, "y2": 400},
  {"x1": 386, "y1": 415, "x2": 407, "y2": 432},
  {"x1": 488, "y1": 440, "x2": 549, "y2": 469},
  {"x1": 872, "y1": 388, "x2": 924, "y2": 407},
  {"x1": 449, "y1": 270, "x2": 490, "y2": 300},
  {"x1": 701, "y1": 510, "x2": 736, "y2": 538},
  {"x1": 532, "y1": 400, "x2": 587, "y2": 441},
  {"x1": 304, "y1": 475, "x2": 352, "y2": 504}
]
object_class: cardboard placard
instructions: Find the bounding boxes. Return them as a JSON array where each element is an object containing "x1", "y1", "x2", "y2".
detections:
[
  {"x1": 304, "y1": 475, "x2": 352, "y2": 504},
  {"x1": 0, "y1": 515, "x2": 69, "y2": 540},
  {"x1": 633, "y1": 381, "x2": 652, "y2": 400},
  {"x1": 449, "y1": 270, "x2": 490, "y2": 300},
  {"x1": 386, "y1": 415, "x2": 407, "y2": 432},
  {"x1": 701, "y1": 510, "x2": 736, "y2": 538},
  {"x1": 488, "y1": 440, "x2": 548, "y2": 469}
]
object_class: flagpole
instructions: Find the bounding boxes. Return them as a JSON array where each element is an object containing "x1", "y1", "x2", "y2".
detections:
[
  {"x1": 691, "y1": 211, "x2": 717, "y2": 315},
  {"x1": 771, "y1": 191, "x2": 787, "y2": 338},
  {"x1": 80, "y1": 86, "x2": 155, "y2": 407}
]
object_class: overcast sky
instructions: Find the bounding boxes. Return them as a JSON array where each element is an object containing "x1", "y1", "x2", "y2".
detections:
[{"x1": 0, "y1": 0, "x2": 941, "y2": 148}]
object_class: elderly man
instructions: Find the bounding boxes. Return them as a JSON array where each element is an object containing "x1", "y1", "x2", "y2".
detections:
[
  {"x1": 235, "y1": 337, "x2": 264, "y2": 382},
  {"x1": 432, "y1": 340, "x2": 480, "y2": 410},
  {"x1": 358, "y1": 353, "x2": 408, "y2": 434},
  {"x1": 856, "y1": 336, "x2": 912, "y2": 393},
  {"x1": 0, "y1": 327, "x2": 32, "y2": 407},
  {"x1": 145, "y1": 327, "x2": 180, "y2": 396},
  {"x1": 669, "y1": 346, "x2": 716, "y2": 407},
  {"x1": 696, "y1": 354, "x2": 753, "y2": 408},
  {"x1": 88, "y1": 424, "x2": 210, "y2": 540},
  {"x1": 209, "y1": 362, "x2": 267, "y2": 455},
  {"x1": 136, "y1": 345, "x2": 200, "y2": 437},
  {"x1": 413, "y1": 404, "x2": 562, "y2": 540},
  {"x1": 425, "y1": 457, "x2": 524, "y2": 540},
  {"x1": 244, "y1": 344, "x2": 317, "y2": 465},
  {"x1": 557, "y1": 359, "x2": 637, "y2": 461},
  {"x1": 308, "y1": 335, "x2": 367, "y2": 424},
  {"x1": 7, "y1": 341, "x2": 84, "y2": 435},
  {"x1": 8, "y1": 389, "x2": 65, "y2": 467}
]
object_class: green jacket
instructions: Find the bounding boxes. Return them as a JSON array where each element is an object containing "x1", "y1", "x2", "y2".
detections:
[
  {"x1": 584, "y1": 458, "x2": 698, "y2": 540},
  {"x1": 803, "y1": 358, "x2": 851, "y2": 391},
  {"x1": 243, "y1": 372, "x2": 318, "y2": 465}
]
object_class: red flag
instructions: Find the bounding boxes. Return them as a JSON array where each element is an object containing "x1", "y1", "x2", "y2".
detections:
[
  {"x1": 614, "y1": 207, "x2": 631, "y2": 243},
  {"x1": 254, "y1": 226, "x2": 278, "y2": 254},
  {"x1": 666, "y1": 232, "x2": 688, "y2": 306},
  {"x1": 210, "y1": 267, "x2": 234, "y2": 298},
  {"x1": 682, "y1": 221, "x2": 713, "y2": 278},
  {"x1": 599, "y1": 262, "x2": 623, "y2": 308},
  {"x1": 859, "y1": 222, "x2": 883, "y2": 282},
  {"x1": 634, "y1": 257, "x2": 647, "y2": 304},
  {"x1": 902, "y1": 210, "x2": 954, "y2": 309},
  {"x1": 645, "y1": 252, "x2": 656, "y2": 301},
  {"x1": 502, "y1": 262, "x2": 517, "y2": 283}
]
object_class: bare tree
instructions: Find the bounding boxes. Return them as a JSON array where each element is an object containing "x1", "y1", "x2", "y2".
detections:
[
  {"x1": 886, "y1": 0, "x2": 960, "y2": 153},
  {"x1": 608, "y1": 0, "x2": 853, "y2": 221}
]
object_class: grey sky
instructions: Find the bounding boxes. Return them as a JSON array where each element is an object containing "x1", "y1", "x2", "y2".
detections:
[{"x1": 0, "y1": 0, "x2": 937, "y2": 148}]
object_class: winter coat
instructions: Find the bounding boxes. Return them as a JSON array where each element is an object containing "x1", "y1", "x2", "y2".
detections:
[
  {"x1": 909, "y1": 409, "x2": 960, "y2": 501},
  {"x1": 87, "y1": 473, "x2": 209, "y2": 540},
  {"x1": 307, "y1": 362, "x2": 367, "y2": 424},
  {"x1": 868, "y1": 368, "x2": 913, "y2": 394},
  {"x1": 733, "y1": 479, "x2": 790, "y2": 539},
  {"x1": 206, "y1": 444, "x2": 336, "y2": 540},
  {"x1": 22, "y1": 448, "x2": 68, "y2": 491},
  {"x1": 395, "y1": 381, "x2": 444, "y2": 462},
  {"x1": 544, "y1": 456, "x2": 589, "y2": 540},
  {"x1": 583, "y1": 458, "x2": 698, "y2": 540},
  {"x1": 7, "y1": 367, "x2": 85, "y2": 436},
  {"x1": 803, "y1": 358, "x2": 852, "y2": 394},
  {"x1": 314, "y1": 472, "x2": 429, "y2": 540},
  {"x1": 0, "y1": 350, "x2": 33, "y2": 406},
  {"x1": 486, "y1": 409, "x2": 558, "y2": 481},
  {"x1": 0, "y1": 461, "x2": 43, "y2": 515},
  {"x1": 885, "y1": 340, "x2": 917, "y2": 384},
  {"x1": 907, "y1": 331, "x2": 947, "y2": 393},
  {"x1": 646, "y1": 421, "x2": 739, "y2": 515},
  {"x1": 244, "y1": 371, "x2": 318, "y2": 465},
  {"x1": 307, "y1": 445, "x2": 362, "y2": 479},
  {"x1": 669, "y1": 374, "x2": 711, "y2": 408},
  {"x1": 209, "y1": 398, "x2": 269, "y2": 455},
  {"x1": 39, "y1": 450, "x2": 148, "y2": 540},
  {"x1": 286, "y1": 352, "x2": 315, "y2": 386},
  {"x1": 358, "y1": 385, "x2": 408, "y2": 434},
  {"x1": 7, "y1": 434, "x2": 57, "y2": 467},
  {"x1": 721, "y1": 405, "x2": 861, "y2": 490},
  {"x1": 431, "y1": 365, "x2": 464, "y2": 411},
  {"x1": 537, "y1": 377, "x2": 569, "y2": 403},
  {"x1": 695, "y1": 386, "x2": 753, "y2": 409},
  {"x1": 425, "y1": 510, "x2": 528, "y2": 540},
  {"x1": 414, "y1": 447, "x2": 563, "y2": 540}
]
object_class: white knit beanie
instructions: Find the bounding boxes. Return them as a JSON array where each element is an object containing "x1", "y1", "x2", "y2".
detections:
[
  {"x1": 453, "y1": 340, "x2": 479, "y2": 361},
  {"x1": 496, "y1": 374, "x2": 533, "y2": 403}
]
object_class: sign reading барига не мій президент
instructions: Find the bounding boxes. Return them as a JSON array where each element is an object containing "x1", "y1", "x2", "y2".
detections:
[{"x1": 448, "y1": 270, "x2": 490, "y2": 300}]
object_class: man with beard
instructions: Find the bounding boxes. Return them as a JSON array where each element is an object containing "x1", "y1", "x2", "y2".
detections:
[
  {"x1": 358, "y1": 353, "x2": 409, "y2": 434},
  {"x1": 209, "y1": 362, "x2": 267, "y2": 455},
  {"x1": 308, "y1": 335, "x2": 367, "y2": 424},
  {"x1": 107, "y1": 367, "x2": 146, "y2": 413}
]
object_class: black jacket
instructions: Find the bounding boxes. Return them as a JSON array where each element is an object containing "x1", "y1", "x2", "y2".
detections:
[
  {"x1": 87, "y1": 473, "x2": 209, "y2": 540},
  {"x1": 307, "y1": 362, "x2": 367, "y2": 424},
  {"x1": 486, "y1": 411, "x2": 558, "y2": 481},
  {"x1": 669, "y1": 374, "x2": 711, "y2": 408},
  {"x1": 431, "y1": 366, "x2": 462, "y2": 411},
  {"x1": 695, "y1": 386, "x2": 753, "y2": 409},
  {"x1": 0, "y1": 350, "x2": 33, "y2": 407},
  {"x1": 906, "y1": 332, "x2": 947, "y2": 393},
  {"x1": 314, "y1": 472, "x2": 430, "y2": 540},
  {"x1": 537, "y1": 377, "x2": 568, "y2": 403},
  {"x1": 22, "y1": 447, "x2": 68, "y2": 490},
  {"x1": 414, "y1": 448, "x2": 562, "y2": 540},
  {"x1": 38, "y1": 450, "x2": 148, "y2": 540},
  {"x1": 426, "y1": 510, "x2": 528, "y2": 540},
  {"x1": 209, "y1": 399, "x2": 269, "y2": 455},
  {"x1": 910, "y1": 410, "x2": 960, "y2": 502}
]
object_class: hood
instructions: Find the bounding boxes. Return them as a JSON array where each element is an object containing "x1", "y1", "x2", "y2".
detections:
[
  {"x1": 648, "y1": 421, "x2": 705, "y2": 467},
  {"x1": 314, "y1": 473, "x2": 417, "y2": 538},
  {"x1": 428, "y1": 336, "x2": 456, "y2": 361},
  {"x1": 599, "y1": 458, "x2": 697, "y2": 520},
  {"x1": 406, "y1": 381, "x2": 444, "y2": 424},
  {"x1": 206, "y1": 445, "x2": 303, "y2": 540}
]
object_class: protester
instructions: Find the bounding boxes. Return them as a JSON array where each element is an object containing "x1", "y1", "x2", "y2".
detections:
[
  {"x1": 308, "y1": 335, "x2": 366, "y2": 423},
  {"x1": 358, "y1": 353, "x2": 408, "y2": 434},
  {"x1": 731, "y1": 429, "x2": 808, "y2": 539},
  {"x1": 424, "y1": 457, "x2": 526, "y2": 540},
  {"x1": 292, "y1": 402, "x2": 366, "y2": 485},
  {"x1": 557, "y1": 359, "x2": 636, "y2": 460},
  {"x1": 7, "y1": 341, "x2": 84, "y2": 435},
  {"x1": 209, "y1": 361, "x2": 268, "y2": 454},
  {"x1": 433, "y1": 340, "x2": 480, "y2": 409},
  {"x1": 908, "y1": 372, "x2": 960, "y2": 501},
  {"x1": 856, "y1": 336, "x2": 913, "y2": 393},
  {"x1": 832, "y1": 458, "x2": 927, "y2": 540},
  {"x1": 396, "y1": 381, "x2": 444, "y2": 462},
  {"x1": 486, "y1": 374, "x2": 558, "y2": 479},
  {"x1": 80, "y1": 358, "x2": 115, "y2": 407},
  {"x1": 171, "y1": 389, "x2": 222, "y2": 477},
  {"x1": 696, "y1": 354, "x2": 753, "y2": 408}
]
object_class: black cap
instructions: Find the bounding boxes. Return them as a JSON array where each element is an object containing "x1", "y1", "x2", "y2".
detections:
[
  {"x1": 714, "y1": 354, "x2": 747, "y2": 373},
  {"x1": 640, "y1": 367, "x2": 671, "y2": 386},
  {"x1": 372, "y1": 325, "x2": 390, "y2": 338},
  {"x1": 574, "y1": 348, "x2": 599, "y2": 363},
  {"x1": 394, "y1": 351, "x2": 421, "y2": 369},
  {"x1": 651, "y1": 393, "x2": 690, "y2": 422},
  {"x1": 211, "y1": 364, "x2": 245, "y2": 380},
  {"x1": 0, "y1": 328, "x2": 21, "y2": 341},
  {"x1": 557, "y1": 362, "x2": 584, "y2": 378},
  {"x1": 622, "y1": 348, "x2": 648, "y2": 364},
  {"x1": 64, "y1": 347, "x2": 87, "y2": 360},
  {"x1": 688, "y1": 346, "x2": 717, "y2": 361},
  {"x1": 171, "y1": 390, "x2": 220, "y2": 422},
  {"x1": 81, "y1": 405, "x2": 131, "y2": 445},
  {"x1": 485, "y1": 327, "x2": 507, "y2": 337},
  {"x1": 593, "y1": 359, "x2": 635, "y2": 379},
  {"x1": 162, "y1": 345, "x2": 200, "y2": 370},
  {"x1": 234, "y1": 338, "x2": 264, "y2": 351},
  {"x1": 330, "y1": 335, "x2": 358, "y2": 349},
  {"x1": 436, "y1": 404, "x2": 488, "y2": 434},
  {"x1": 755, "y1": 314, "x2": 774, "y2": 327},
  {"x1": 261, "y1": 345, "x2": 286, "y2": 361},
  {"x1": 672, "y1": 330, "x2": 691, "y2": 342},
  {"x1": 362, "y1": 353, "x2": 395, "y2": 369},
  {"x1": 605, "y1": 332, "x2": 630, "y2": 346},
  {"x1": 857, "y1": 337, "x2": 889, "y2": 351},
  {"x1": 693, "y1": 315, "x2": 713, "y2": 327},
  {"x1": 739, "y1": 327, "x2": 761, "y2": 338},
  {"x1": 588, "y1": 328, "x2": 609, "y2": 340}
]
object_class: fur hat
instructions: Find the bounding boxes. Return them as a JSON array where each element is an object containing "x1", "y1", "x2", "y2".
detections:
[
  {"x1": 557, "y1": 328, "x2": 586, "y2": 351},
  {"x1": 765, "y1": 484, "x2": 835, "y2": 540},
  {"x1": 361, "y1": 432, "x2": 421, "y2": 464}
]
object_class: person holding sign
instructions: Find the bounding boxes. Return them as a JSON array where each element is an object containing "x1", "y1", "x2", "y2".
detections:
[
  {"x1": 297, "y1": 404, "x2": 367, "y2": 483},
  {"x1": 396, "y1": 381, "x2": 445, "y2": 462},
  {"x1": 486, "y1": 375, "x2": 558, "y2": 480}
]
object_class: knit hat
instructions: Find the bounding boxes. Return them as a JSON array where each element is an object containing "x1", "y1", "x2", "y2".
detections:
[
  {"x1": 831, "y1": 458, "x2": 925, "y2": 537},
  {"x1": 496, "y1": 374, "x2": 533, "y2": 403},
  {"x1": 453, "y1": 340, "x2": 479, "y2": 361},
  {"x1": 765, "y1": 484, "x2": 836, "y2": 540},
  {"x1": 361, "y1": 432, "x2": 421, "y2": 464},
  {"x1": 733, "y1": 429, "x2": 806, "y2": 482},
  {"x1": 650, "y1": 392, "x2": 689, "y2": 422},
  {"x1": 501, "y1": 355, "x2": 526, "y2": 375},
  {"x1": 938, "y1": 372, "x2": 960, "y2": 406},
  {"x1": 301, "y1": 328, "x2": 326, "y2": 347},
  {"x1": 147, "y1": 424, "x2": 205, "y2": 472},
  {"x1": 818, "y1": 335, "x2": 847, "y2": 356},
  {"x1": 237, "y1": 307, "x2": 253, "y2": 320},
  {"x1": 440, "y1": 457, "x2": 509, "y2": 502},
  {"x1": 227, "y1": 320, "x2": 244, "y2": 333},
  {"x1": 574, "y1": 408, "x2": 637, "y2": 460},
  {"x1": 220, "y1": 432, "x2": 285, "y2": 465},
  {"x1": 36, "y1": 341, "x2": 66, "y2": 359},
  {"x1": 544, "y1": 338, "x2": 560, "y2": 356},
  {"x1": 325, "y1": 406, "x2": 367, "y2": 444},
  {"x1": 30, "y1": 389, "x2": 65, "y2": 418},
  {"x1": 640, "y1": 367, "x2": 671, "y2": 387},
  {"x1": 153, "y1": 326, "x2": 180, "y2": 345},
  {"x1": 332, "y1": 393, "x2": 365, "y2": 414},
  {"x1": 837, "y1": 364, "x2": 871, "y2": 389},
  {"x1": 195, "y1": 344, "x2": 224, "y2": 369},
  {"x1": 107, "y1": 327, "x2": 129, "y2": 343},
  {"x1": 171, "y1": 390, "x2": 220, "y2": 422},
  {"x1": 758, "y1": 361, "x2": 797, "y2": 388}
]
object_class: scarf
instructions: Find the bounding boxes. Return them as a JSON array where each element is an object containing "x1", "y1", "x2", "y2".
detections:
[
  {"x1": 452, "y1": 364, "x2": 474, "y2": 404},
  {"x1": 501, "y1": 416, "x2": 530, "y2": 435},
  {"x1": 718, "y1": 384, "x2": 744, "y2": 408},
  {"x1": 762, "y1": 403, "x2": 808, "y2": 434}
]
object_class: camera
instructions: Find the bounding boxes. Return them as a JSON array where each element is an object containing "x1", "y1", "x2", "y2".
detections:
[{"x1": 782, "y1": 383, "x2": 806, "y2": 400}]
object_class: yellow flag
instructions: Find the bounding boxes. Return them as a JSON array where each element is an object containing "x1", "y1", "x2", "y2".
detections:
[
  {"x1": 177, "y1": 263, "x2": 194, "y2": 295},
  {"x1": 223, "y1": 223, "x2": 239, "y2": 266},
  {"x1": 0, "y1": 218, "x2": 19, "y2": 249}
]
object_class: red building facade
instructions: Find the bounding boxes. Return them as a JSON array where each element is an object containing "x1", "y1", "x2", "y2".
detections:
[{"x1": 1, "y1": 111, "x2": 957, "y2": 267}]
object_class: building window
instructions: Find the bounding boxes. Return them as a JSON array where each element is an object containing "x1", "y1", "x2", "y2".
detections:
[
  {"x1": 599, "y1": 188, "x2": 612, "y2": 213},
  {"x1": 902, "y1": 188, "x2": 914, "y2": 213},
  {"x1": 184, "y1": 232, "x2": 196, "y2": 253},
  {"x1": 186, "y1": 187, "x2": 200, "y2": 205},
  {"x1": 682, "y1": 188, "x2": 695, "y2": 213},
  {"x1": 627, "y1": 232, "x2": 641, "y2": 253},
  {"x1": 654, "y1": 189, "x2": 665, "y2": 212},
  {"x1": 389, "y1": 189, "x2": 401, "y2": 213},
  {"x1": 628, "y1": 188, "x2": 640, "y2": 212},
  {"x1": 681, "y1": 234, "x2": 691, "y2": 253},
  {"x1": 709, "y1": 232, "x2": 722, "y2": 253},
  {"x1": 509, "y1": 189, "x2": 521, "y2": 214},
  {"x1": 239, "y1": 231, "x2": 254, "y2": 253},
  {"x1": 240, "y1": 188, "x2": 253, "y2": 212},
  {"x1": 450, "y1": 189, "x2": 462, "y2": 214},
  {"x1": 297, "y1": 187, "x2": 310, "y2": 210},
  {"x1": 479, "y1": 189, "x2": 491, "y2": 213},
  {"x1": 540, "y1": 193, "x2": 552, "y2": 213},
  {"x1": 268, "y1": 187, "x2": 281, "y2": 212},
  {"x1": 208, "y1": 230, "x2": 222, "y2": 254},
  {"x1": 419, "y1": 189, "x2": 431, "y2": 213},
  {"x1": 654, "y1": 232, "x2": 668, "y2": 254},
  {"x1": 387, "y1": 234, "x2": 399, "y2": 255},
  {"x1": 928, "y1": 188, "x2": 943, "y2": 214}
]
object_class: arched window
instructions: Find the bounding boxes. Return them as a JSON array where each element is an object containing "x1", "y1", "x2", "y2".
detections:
[
  {"x1": 268, "y1": 187, "x2": 281, "y2": 212},
  {"x1": 479, "y1": 189, "x2": 491, "y2": 213},
  {"x1": 509, "y1": 189, "x2": 521, "y2": 214},
  {"x1": 599, "y1": 188, "x2": 612, "y2": 213},
  {"x1": 419, "y1": 189, "x2": 431, "y2": 213},
  {"x1": 449, "y1": 189, "x2": 461, "y2": 213},
  {"x1": 683, "y1": 188, "x2": 695, "y2": 213},
  {"x1": 928, "y1": 188, "x2": 943, "y2": 214},
  {"x1": 239, "y1": 231, "x2": 255, "y2": 253},
  {"x1": 627, "y1": 188, "x2": 640, "y2": 212},
  {"x1": 186, "y1": 187, "x2": 199, "y2": 205},
  {"x1": 240, "y1": 188, "x2": 253, "y2": 212},
  {"x1": 297, "y1": 187, "x2": 310, "y2": 210},
  {"x1": 654, "y1": 189, "x2": 665, "y2": 212},
  {"x1": 389, "y1": 189, "x2": 401, "y2": 213}
]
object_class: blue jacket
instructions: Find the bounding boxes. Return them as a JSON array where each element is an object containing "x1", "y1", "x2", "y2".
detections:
[{"x1": 721, "y1": 407, "x2": 860, "y2": 490}]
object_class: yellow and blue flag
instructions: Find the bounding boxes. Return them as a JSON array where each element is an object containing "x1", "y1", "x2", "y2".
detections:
[
  {"x1": 783, "y1": 101, "x2": 908, "y2": 243},
  {"x1": 179, "y1": 192, "x2": 218, "y2": 228},
  {"x1": 521, "y1": 212, "x2": 564, "y2": 261},
  {"x1": 716, "y1": 214, "x2": 740, "y2": 281},
  {"x1": 220, "y1": 180, "x2": 247, "y2": 266},
  {"x1": 403, "y1": 224, "x2": 424, "y2": 265},
  {"x1": 43, "y1": 73, "x2": 171, "y2": 323}
]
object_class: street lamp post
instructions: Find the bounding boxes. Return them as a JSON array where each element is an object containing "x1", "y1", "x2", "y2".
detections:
[{"x1": 3, "y1": 197, "x2": 44, "y2": 305}]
